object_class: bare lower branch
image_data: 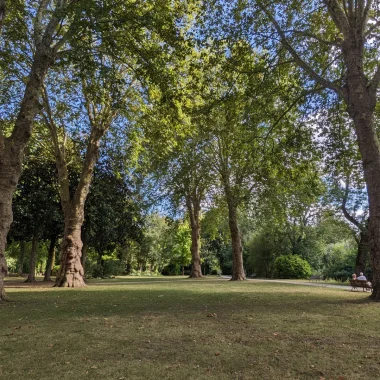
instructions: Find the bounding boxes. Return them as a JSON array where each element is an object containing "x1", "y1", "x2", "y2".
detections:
[
  {"x1": 288, "y1": 30, "x2": 341, "y2": 46},
  {"x1": 363, "y1": 0, "x2": 373, "y2": 28},
  {"x1": 368, "y1": 64, "x2": 380, "y2": 97},
  {"x1": 341, "y1": 174, "x2": 362, "y2": 230},
  {"x1": 34, "y1": 0, "x2": 50, "y2": 44}
]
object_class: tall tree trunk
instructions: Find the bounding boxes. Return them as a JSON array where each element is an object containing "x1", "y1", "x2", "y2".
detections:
[
  {"x1": 55, "y1": 211, "x2": 86, "y2": 287},
  {"x1": 344, "y1": 63, "x2": 380, "y2": 299},
  {"x1": 351, "y1": 110, "x2": 380, "y2": 299},
  {"x1": 186, "y1": 196, "x2": 202, "y2": 278},
  {"x1": 18, "y1": 240, "x2": 26, "y2": 276},
  {"x1": 81, "y1": 231, "x2": 88, "y2": 277},
  {"x1": 44, "y1": 235, "x2": 57, "y2": 282},
  {"x1": 0, "y1": 48, "x2": 54, "y2": 300},
  {"x1": 226, "y1": 198, "x2": 245, "y2": 281},
  {"x1": 355, "y1": 229, "x2": 369, "y2": 275},
  {"x1": 25, "y1": 234, "x2": 38, "y2": 283}
]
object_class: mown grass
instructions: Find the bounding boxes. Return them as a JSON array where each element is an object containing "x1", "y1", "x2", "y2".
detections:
[{"x1": 1, "y1": 277, "x2": 379, "y2": 380}]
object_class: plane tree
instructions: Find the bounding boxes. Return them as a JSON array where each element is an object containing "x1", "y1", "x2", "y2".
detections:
[
  {"x1": 0, "y1": 0, "x2": 88, "y2": 300},
  {"x1": 227, "y1": 0, "x2": 380, "y2": 299}
]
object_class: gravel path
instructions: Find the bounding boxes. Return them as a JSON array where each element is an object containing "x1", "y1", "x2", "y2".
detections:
[{"x1": 221, "y1": 276, "x2": 350, "y2": 290}]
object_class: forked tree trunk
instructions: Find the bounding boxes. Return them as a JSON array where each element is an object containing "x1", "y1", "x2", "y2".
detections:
[
  {"x1": 44, "y1": 235, "x2": 57, "y2": 282},
  {"x1": 18, "y1": 240, "x2": 26, "y2": 276},
  {"x1": 226, "y1": 198, "x2": 245, "y2": 281},
  {"x1": 44, "y1": 85, "x2": 112, "y2": 287},
  {"x1": 25, "y1": 234, "x2": 38, "y2": 283},
  {"x1": 186, "y1": 196, "x2": 202, "y2": 278},
  {"x1": 54, "y1": 133, "x2": 104, "y2": 287}
]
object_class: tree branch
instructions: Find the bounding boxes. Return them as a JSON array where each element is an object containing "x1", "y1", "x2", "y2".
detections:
[
  {"x1": 368, "y1": 64, "x2": 380, "y2": 97},
  {"x1": 323, "y1": 0, "x2": 350, "y2": 36},
  {"x1": 257, "y1": 2, "x2": 344, "y2": 96},
  {"x1": 288, "y1": 30, "x2": 341, "y2": 46},
  {"x1": 341, "y1": 174, "x2": 362, "y2": 230},
  {"x1": 0, "y1": 0, "x2": 5, "y2": 33},
  {"x1": 363, "y1": 0, "x2": 373, "y2": 29},
  {"x1": 41, "y1": 85, "x2": 72, "y2": 212},
  {"x1": 365, "y1": 18, "x2": 380, "y2": 37},
  {"x1": 34, "y1": 0, "x2": 50, "y2": 45}
]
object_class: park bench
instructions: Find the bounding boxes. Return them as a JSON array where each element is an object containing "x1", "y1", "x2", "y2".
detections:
[
  {"x1": 309, "y1": 275, "x2": 323, "y2": 282},
  {"x1": 349, "y1": 279, "x2": 372, "y2": 292}
]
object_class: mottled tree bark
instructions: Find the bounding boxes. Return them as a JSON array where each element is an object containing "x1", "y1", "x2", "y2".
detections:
[
  {"x1": 44, "y1": 235, "x2": 57, "y2": 282},
  {"x1": 0, "y1": 149, "x2": 13, "y2": 300},
  {"x1": 226, "y1": 197, "x2": 245, "y2": 281},
  {"x1": 0, "y1": 48, "x2": 54, "y2": 300},
  {"x1": 25, "y1": 234, "x2": 38, "y2": 283},
  {"x1": 218, "y1": 152, "x2": 246, "y2": 281},
  {"x1": 186, "y1": 195, "x2": 202, "y2": 278},
  {"x1": 81, "y1": 228, "x2": 88, "y2": 276},
  {"x1": 350, "y1": 107, "x2": 380, "y2": 299},
  {"x1": 342, "y1": 41, "x2": 380, "y2": 299},
  {"x1": 56, "y1": 213, "x2": 86, "y2": 287},
  {"x1": 18, "y1": 240, "x2": 26, "y2": 276}
]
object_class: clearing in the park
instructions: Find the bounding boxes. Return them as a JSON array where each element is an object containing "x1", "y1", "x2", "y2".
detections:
[{"x1": 1, "y1": 277, "x2": 379, "y2": 380}]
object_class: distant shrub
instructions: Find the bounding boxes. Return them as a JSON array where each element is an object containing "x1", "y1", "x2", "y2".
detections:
[
  {"x1": 130, "y1": 269, "x2": 142, "y2": 276},
  {"x1": 274, "y1": 255, "x2": 312, "y2": 279},
  {"x1": 91, "y1": 264, "x2": 104, "y2": 278},
  {"x1": 5, "y1": 257, "x2": 18, "y2": 273},
  {"x1": 52, "y1": 265, "x2": 60, "y2": 276},
  {"x1": 324, "y1": 269, "x2": 352, "y2": 282},
  {"x1": 102, "y1": 260, "x2": 124, "y2": 277}
]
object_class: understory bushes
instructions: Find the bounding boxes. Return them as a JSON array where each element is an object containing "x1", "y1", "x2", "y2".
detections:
[
  {"x1": 274, "y1": 255, "x2": 312, "y2": 279},
  {"x1": 85, "y1": 259, "x2": 125, "y2": 278}
]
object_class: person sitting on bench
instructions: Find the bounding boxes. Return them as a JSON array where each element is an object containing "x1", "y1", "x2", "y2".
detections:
[{"x1": 357, "y1": 272, "x2": 372, "y2": 288}]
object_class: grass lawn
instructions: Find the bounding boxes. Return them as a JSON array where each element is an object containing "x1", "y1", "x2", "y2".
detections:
[{"x1": 1, "y1": 277, "x2": 379, "y2": 380}]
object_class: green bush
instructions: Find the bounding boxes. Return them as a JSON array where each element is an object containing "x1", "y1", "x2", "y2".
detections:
[
  {"x1": 324, "y1": 269, "x2": 352, "y2": 282},
  {"x1": 102, "y1": 260, "x2": 124, "y2": 277},
  {"x1": 5, "y1": 257, "x2": 18, "y2": 273},
  {"x1": 91, "y1": 264, "x2": 104, "y2": 278},
  {"x1": 274, "y1": 255, "x2": 312, "y2": 279}
]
